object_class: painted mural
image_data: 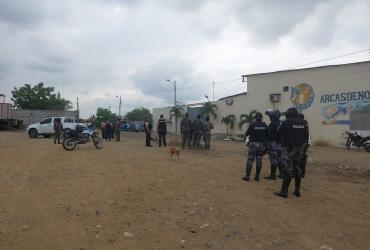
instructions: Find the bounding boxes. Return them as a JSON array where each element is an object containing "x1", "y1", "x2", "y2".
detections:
[
  {"x1": 320, "y1": 90, "x2": 370, "y2": 125},
  {"x1": 290, "y1": 83, "x2": 315, "y2": 111}
]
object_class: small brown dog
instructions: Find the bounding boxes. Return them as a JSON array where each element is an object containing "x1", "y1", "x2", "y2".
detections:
[{"x1": 169, "y1": 147, "x2": 180, "y2": 160}]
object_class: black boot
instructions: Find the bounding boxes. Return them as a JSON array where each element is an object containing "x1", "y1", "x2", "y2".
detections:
[
  {"x1": 265, "y1": 164, "x2": 277, "y2": 180},
  {"x1": 254, "y1": 165, "x2": 262, "y2": 181},
  {"x1": 293, "y1": 177, "x2": 301, "y2": 197},
  {"x1": 277, "y1": 163, "x2": 283, "y2": 179},
  {"x1": 275, "y1": 177, "x2": 291, "y2": 198},
  {"x1": 242, "y1": 164, "x2": 252, "y2": 182}
]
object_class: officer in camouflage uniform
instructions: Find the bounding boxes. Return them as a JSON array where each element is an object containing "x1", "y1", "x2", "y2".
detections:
[
  {"x1": 265, "y1": 109, "x2": 283, "y2": 180},
  {"x1": 180, "y1": 113, "x2": 192, "y2": 149},
  {"x1": 242, "y1": 112, "x2": 269, "y2": 182},
  {"x1": 192, "y1": 114, "x2": 204, "y2": 148},
  {"x1": 203, "y1": 116, "x2": 214, "y2": 149},
  {"x1": 275, "y1": 108, "x2": 309, "y2": 198},
  {"x1": 53, "y1": 118, "x2": 63, "y2": 144}
]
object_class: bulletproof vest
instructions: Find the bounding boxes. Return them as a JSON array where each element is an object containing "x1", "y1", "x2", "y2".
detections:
[
  {"x1": 268, "y1": 121, "x2": 280, "y2": 141},
  {"x1": 280, "y1": 118, "x2": 309, "y2": 147},
  {"x1": 158, "y1": 118, "x2": 166, "y2": 131},
  {"x1": 181, "y1": 118, "x2": 191, "y2": 130},
  {"x1": 192, "y1": 119, "x2": 203, "y2": 131},
  {"x1": 248, "y1": 121, "x2": 268, "y2": 142}
]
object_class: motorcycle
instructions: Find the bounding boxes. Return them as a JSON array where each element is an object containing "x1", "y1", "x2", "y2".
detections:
[
  {"x1": 345, "y1": 131, "x2": 370, "y2": 152},
  {"x1": 63, "y1": 125, "x2": 103, "y2": 151}
]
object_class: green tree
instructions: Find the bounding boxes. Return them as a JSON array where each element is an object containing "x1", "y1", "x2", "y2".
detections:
[
  {"x1": 125, "y1": 107, "x2": 152, "y2": 122},
  {"x1": 11, "y1": 82, "x2": 72, "y2": 110},
  {"x1": 169, "y1": 105, "x2": 184, "y2": 135},
  {"x1": 91, "y1": 107, "x2": 118, "y2": 128},
  {"x1": 239, "y1": 110, "x2": 257, "y2": 129},
  {"x1": 199, "y1": 102, "x2": 217, "y2": 119},
  {"x1": 221, "y1": 114, "x2": 235, "y2": 139}
]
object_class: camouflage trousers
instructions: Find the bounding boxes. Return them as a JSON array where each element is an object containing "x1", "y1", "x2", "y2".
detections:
[
  {"x1": 281, "y1": 146, "x2": 305, "y2": 178},
  {"x1": 203, "y1": 131, "x2": 211, "y2": 149},
  {"x1": 246, "y1": 142, "x2": 265, "y2": 177},
  {"x1": 268, "y1": 141, "x2": 282, "y2": 166},
  {"x1": 192, "y1": 130, "x2": 202, "y2": 148},
  {"x1": 182, "y1": 130, "x2": 192, "y2": 149}
]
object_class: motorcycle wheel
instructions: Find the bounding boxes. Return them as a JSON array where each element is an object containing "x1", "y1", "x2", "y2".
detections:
[
  {"x1": 63, "y1": 138, "x2": 77, "y2": 151},
  {"x1": 345, "y1": 138, "x2": 351, "y2": 150},
  {"x1": 92, "y1": 135, "x2": 103, "y2": 149},
  {"x1": 364, "y1": 144, "x2": 370, "y2": 152}
]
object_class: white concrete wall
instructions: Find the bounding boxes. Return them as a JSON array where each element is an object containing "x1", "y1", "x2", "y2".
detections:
[{"x1": 153, "y1": 61, "x2": 370, "y2": 145}]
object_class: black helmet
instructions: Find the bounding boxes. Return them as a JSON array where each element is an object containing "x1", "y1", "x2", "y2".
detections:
[
  {"x1": 298, "y1": 113, "x2": 304, "y2": 120},
  {"x1": 285, "y1": 107, "x2": 298, "y2": 118},
  {"x1": 265, "y1": 109, "x2": 280, "y2": 122},
  {"x1": 160, "y1": 114, "x2": 163, "y2": 118},
  {"x1": 254, "y1": 112, "x2": 263, "y2": 120}
]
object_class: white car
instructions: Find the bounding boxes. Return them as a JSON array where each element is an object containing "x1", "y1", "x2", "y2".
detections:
[{"x1": 27, "y1": 117, "x2": 78, "y2": 138}]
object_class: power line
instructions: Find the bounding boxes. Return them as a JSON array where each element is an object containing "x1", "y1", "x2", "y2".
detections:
[{"x1": 286, "y1": 49, "x2": 370, "y2": 70}]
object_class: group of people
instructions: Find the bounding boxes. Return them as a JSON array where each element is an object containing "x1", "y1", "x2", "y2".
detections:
[
  {"x1": 243, "y1": 107, "x2": 309, "y2": 198},
  {"x1": 100, "y1": 120, "x2": 121, "y2": 142},
  {"x1": 143, "y1": 113, "x2": 214, "y2": 149}
]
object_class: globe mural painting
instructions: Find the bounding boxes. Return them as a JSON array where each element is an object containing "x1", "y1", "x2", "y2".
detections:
[{"x1": 290, "y1": 83, "x2": 315, "y2": 111}]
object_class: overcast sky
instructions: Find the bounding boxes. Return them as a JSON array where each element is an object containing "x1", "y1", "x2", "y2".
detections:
[{"x1": 0, "y1": 0, "x2": 369, "y2": 118}]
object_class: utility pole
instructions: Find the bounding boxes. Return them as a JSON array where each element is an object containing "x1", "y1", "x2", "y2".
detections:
[
  {"x1": 167, "y1": 79, "x2": 178, "y2": 134},
  {"x1": 212, "y1": 81, "x2": 215, "y2": 101},
  {"x1": 76, "y1": 97, "x2": 80, "y2": 119},
  {"x1": 116, "y1": 96, "x2": 122, "y2": 118}
]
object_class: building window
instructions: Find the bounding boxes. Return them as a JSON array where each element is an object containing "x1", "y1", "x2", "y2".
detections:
[{"x1": 283, "y1": 86, "x2": 289, "y2": 92}]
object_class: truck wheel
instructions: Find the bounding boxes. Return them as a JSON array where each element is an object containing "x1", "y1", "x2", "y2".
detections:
[
  {"x1": 28, "y1": 129, "x2": 38, "y2": 138},
  {"x1": 43, "y1": 135, "x2": 51, "y2": 138}
]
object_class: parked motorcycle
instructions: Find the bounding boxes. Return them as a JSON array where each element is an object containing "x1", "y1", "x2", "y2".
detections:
[
  {"x1": 345, "y1": 131, "x2": 370, "y2": 152},
  {"x1": 63, "y1": 125, "x2": 103, "y2": 151}
]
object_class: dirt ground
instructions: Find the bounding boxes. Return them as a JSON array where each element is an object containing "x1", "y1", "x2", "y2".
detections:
[{"x1": 0, "y1": 130, "x2": 369, "y2": 250}]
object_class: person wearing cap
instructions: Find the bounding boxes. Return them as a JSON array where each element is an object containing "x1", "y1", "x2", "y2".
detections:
[
  {"x1": 157, "y1": 114, "x2": 167, "y2": 147},
  {"x1": 242, "y1": 112, "x2": 269, "y2": 182},
  {"x1": 192, "y1": 114, "x2": 204, "y2": 148},
  {"x1": 275, "y1": 107, "x2": 309, "y2": 198},
  {"x1": 264, "y1": 109, "x2": 283, "y2": 180},
  {"x1": 180, "y1": 113, "x2": 192, "y2": 149}
]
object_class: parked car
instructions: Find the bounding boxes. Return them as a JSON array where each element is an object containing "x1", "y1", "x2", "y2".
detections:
[
  {"x1": 120, "y1": 122, "x2": 130, "y2": 131},
  {"x1": 27, "y1": 117, "x2": 78, "y2": 138},
  {"x1": 128, "y1": 121, "x2": 144, "y2": 132}
]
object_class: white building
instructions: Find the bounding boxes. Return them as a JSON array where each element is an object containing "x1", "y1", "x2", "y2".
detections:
[{"x1": 153, "y1": 61, "x2": 370, "y2": 145}]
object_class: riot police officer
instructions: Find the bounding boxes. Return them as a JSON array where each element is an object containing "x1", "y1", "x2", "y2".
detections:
[
  {"x1": 242, "y1": 112, "x2": 269, "y2": 182},
  {"x1": 275, "y1": 108, "x2": 309, "y2": 198},
  {"x1": 157, "y1": 114, "x2": 167, "y2": 147},
  {"x1": 265, "y1": 109, "x2": 283, "y2": 180},
  {"x1": 298, "y1": 113, "x2": 309, "y2": 178}
]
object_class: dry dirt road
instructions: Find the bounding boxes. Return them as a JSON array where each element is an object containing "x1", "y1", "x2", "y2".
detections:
[{"x1": 0, "y1": 130, "x2": 369, "y2": 250}]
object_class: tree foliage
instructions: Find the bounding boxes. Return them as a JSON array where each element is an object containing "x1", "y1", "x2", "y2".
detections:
[
  {"x1": 11, "y1": 82, "x2": 72, "y2": 110},
  {"x1": 125, "y1": 107, "x2": 152, "y2": 122},
  {"x1": 221, "y1": 114, "x2": 235, "y2": 137},
  {"x1": 169, "y1": 105, "x2": 184, "y2": 120},
  {"x1": 239, "y1": 110, "x2": 257, "y2": 129},
  {"x1": 199, "y1": 102, "x2": 217, "y2": 120},
  {"x1": 91, "y1": 107, "x2": 118, "y2": 128}
]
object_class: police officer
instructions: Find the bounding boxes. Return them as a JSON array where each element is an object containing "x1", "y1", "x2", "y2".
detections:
[
  {"x1": 203, "y1": 116, "x2": 214, "y2": 149},
  {"x1": 265, "y1": 109, "x2": 283, "y2": 180},
  {"x1": 180, "y1": 113, "x2": 192, "y2": 149},
  {"x1": 242, "y1": 112, "x2": 269, "y2": 182},
  {"x1": 144, "y1": 118, "x2": 153, "y2": 147},
  {"x1": 157, "y1": 114, "x2": 167, "y2": 147},
  {"x1": 298, "y1": 113, "x2": 309, "y2": 178},
  {"x1": 275, "y1": 108, "x2": 309, "y2": 198},
  {"x1": 192, "y1": 114, "x2": 204, "y2": 148},
  {"x1": 53, "y1": 118, "x2": 63, "y2": 144}
]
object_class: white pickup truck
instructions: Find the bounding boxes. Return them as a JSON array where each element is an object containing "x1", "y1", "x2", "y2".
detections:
[{"x1": 27, "y1": 117, "x2": 79, "y2": 138}]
